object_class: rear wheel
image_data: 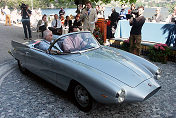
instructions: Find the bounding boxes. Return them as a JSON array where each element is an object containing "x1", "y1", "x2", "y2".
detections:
[
  {"x1": 73, "y1": 83, "x2": 93, "y2": 112},
  {"x1": 17, "y1": 60, "x2": 27, "y2": 74}
]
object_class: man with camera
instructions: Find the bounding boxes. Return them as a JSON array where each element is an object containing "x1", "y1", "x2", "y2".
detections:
[
  {"x1": 21, "y1": 4, "x2": 32, "y2": 40},
  {"x1": 129, "y1": 6, "x2": 145, "y2": 56}
]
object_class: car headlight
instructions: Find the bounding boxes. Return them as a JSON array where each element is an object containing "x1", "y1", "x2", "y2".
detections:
[
  {"x1": 155, "y1": 68, "x2": 161, "y2": 80},
  {"x1": 116, "y1": 89, "x2": 126, "y2": 103},
  {"x1": 156, "y1": 68, "x2": 161, "y2": 75}
]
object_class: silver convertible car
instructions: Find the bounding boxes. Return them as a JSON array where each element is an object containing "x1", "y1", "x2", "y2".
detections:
[{"x1": 10, "y1": 31, "x2": 161, "y2": 112}]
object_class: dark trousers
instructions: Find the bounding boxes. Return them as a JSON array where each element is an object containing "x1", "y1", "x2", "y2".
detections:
[
  {"x1": 129, "y1": 34, "x2": 141, "y2": 56},
  {"x1": 39, "y1": 25, "x2": 47, "y2": 37},
  {"x1": 22, "y1": 20, "x2": 32, "y2": 38},
  {"x1": 48, "y1": 27, "x2": 62, "y2": 35}
]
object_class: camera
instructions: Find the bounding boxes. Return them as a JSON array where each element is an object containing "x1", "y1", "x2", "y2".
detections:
[
  {"x1": 126, "y1": 9, "x2": 139, "y2": 19},
  {"x1": 131, "y1": 9, "x2": 139, "y2": 16},
  {"x1": 19, "y1": 3, "x2": 27, "y2": 10}
]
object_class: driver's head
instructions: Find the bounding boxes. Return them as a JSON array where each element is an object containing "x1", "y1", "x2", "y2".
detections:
[{"x1": 43, "y1": 30, "x2": 53, "y2": 42}]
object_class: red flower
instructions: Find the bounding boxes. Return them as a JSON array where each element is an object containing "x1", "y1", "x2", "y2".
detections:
[
  {"x1": 95, "y1": 35, "x2": 99, "y2": 38},
  {"x1": 160, "y1": 46, "x2": 165, "y2": 51}
]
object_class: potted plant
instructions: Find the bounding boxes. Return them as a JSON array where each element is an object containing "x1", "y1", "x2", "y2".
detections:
[{"x1": 148, "y1": 43, "x2": 171, "y2": 63}]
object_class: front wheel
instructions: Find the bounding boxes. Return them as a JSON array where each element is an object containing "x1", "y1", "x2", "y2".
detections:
[
  {"x1": 17, "y1": 60, "x2": 27, "y2": 74},
  {"x1": 73, "y1": 84, "x2": 93, "y2": 112}
]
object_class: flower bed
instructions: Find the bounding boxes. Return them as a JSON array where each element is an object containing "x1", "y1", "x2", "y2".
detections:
[{"x1": 148, "y1": 43, "x2": 171, "y2": 63}]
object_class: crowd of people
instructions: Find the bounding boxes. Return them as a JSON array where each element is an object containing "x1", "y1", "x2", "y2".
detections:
[{"x1": 1, "y1": 1, "x2": 176, "y2": 55}]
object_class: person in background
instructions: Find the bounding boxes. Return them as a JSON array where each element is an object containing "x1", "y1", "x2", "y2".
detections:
[
  {"x1": 37, "y1": 14, "x2": 48, "y2": 38},
  {"x1": 129, "y1": 6, "x2": 146, "y2": 56},
  {"x1": 110, "y1": 8, "x2": 119, "y2": 38},
  {"x1": 96, "y1": 5, "x2": 103, "y2": 18},
  {"x1": 4, "y1": 6, "x2": 11, "y2": 26},
  {"x1": 60, "y1": 14, "x2": 65, "y2": 26},
  {"x1": 73, "y1": 15, "x2": 82, "y2": 30},
  {"x1": 80, "y1": 1, "x2": 98, "y2": 33},
  {"x1": 11, "y1": 8, "x2": 18, "y2": 24},
  {"x1": 0, "y1": 7, "x2": 5, "y2": 21},
  {"x1": 48, "y1": 14, "x2": 62, "y2": 35},
  {"x1": 119, "y1": 4, "x2": 128, "y2": 20},
  {"x1": 167, "y1": 6, "x2": 176, "y2": 23},
  {"x1": 106, "y1": 16, "x2": 111, "y2": 39},
  {"x1": 21, "y1": 4, "x2": 32, "y2": 40},
  {"x1": 76, "y1": 4, "x2": 83, "y2": 14},
  {"x1": 152, "y1": 8, "x2": 163, "y2": 22},
  {"x1": 64, "y1": 16, "x2": 72, "y2": 33},
  {"x1": 128, "y1": 4, "x2": 135, "y2": 14},
  {"x1": 59, "y1": 8, "x2": 65, "y2": 16},
  {"x1": 64, "y1": 16, "x2": 72, "y2": 28}
]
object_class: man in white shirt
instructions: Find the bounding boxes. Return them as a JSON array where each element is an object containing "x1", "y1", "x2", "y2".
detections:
[{"x1": 48, "y1": 14, "x2": 62, "y2": 35}]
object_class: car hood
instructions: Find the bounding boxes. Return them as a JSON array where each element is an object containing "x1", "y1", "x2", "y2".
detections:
[{"x1": 69, "y1": 48, "x2": 152, "y2": 88}]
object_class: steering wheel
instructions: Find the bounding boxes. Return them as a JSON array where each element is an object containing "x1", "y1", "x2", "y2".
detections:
[{"x1": 82, "y1": 38, "x2": 91, "y2": 49}]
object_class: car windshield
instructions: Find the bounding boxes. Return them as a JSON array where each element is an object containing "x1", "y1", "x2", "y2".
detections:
[{"x1": 56, "y1": 32, "x2": 100, "y2": 53}]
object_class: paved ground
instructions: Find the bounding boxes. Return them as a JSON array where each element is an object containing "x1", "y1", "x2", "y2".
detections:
[
  {"x1": 0, "y1": 22, "x2": 38, "y2": 63},
  {"x1": 0, "y1": 22, "x2": 176, "y2": 118}
]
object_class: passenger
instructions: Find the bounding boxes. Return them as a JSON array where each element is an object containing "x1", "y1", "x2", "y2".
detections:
[{"x1": 63, "y1": 33, "x2": 86, "y2": 52}]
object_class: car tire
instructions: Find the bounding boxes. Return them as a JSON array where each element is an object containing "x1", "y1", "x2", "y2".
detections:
[
  {"x1": 72, "y1": 83, "x2": 93, "y2": 112},
  {"x1": 17, "y1": 60, "x2": 27, "y2": 74}
]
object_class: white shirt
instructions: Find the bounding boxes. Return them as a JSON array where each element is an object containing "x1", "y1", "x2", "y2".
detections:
[
  {"x1": 51, "y1": 19, "x2": 62, "y2": 28},
  {"x1": 40, "y1": 20, "x2": 45, "y2": 26},
  {"x1": 4, "y1": 8, "x2": 10, "y2": 15}
]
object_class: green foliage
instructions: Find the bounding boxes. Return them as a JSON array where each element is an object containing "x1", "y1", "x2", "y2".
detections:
[
  {"x1": 0, "y1": 0, "x2": 137, "y2": 9},
  {"x1": 167, "y1": 3, "x2": 176, "y2": 14},
  {"x1": 148, "y1": 43, "x2": 171, "y2": 64}
]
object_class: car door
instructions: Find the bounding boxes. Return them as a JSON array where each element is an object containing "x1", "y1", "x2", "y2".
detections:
[{"x1": 25, "y1": 48, "x2": 56, "y2": 84}]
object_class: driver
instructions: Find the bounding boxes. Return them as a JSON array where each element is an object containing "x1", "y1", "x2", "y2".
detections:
[
  {"x1": 38, "y1": 30, "x2": 62, "y2": 52},
  {"x1": 63, "y1": 34, "x2": 86, "y2": 52}
]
